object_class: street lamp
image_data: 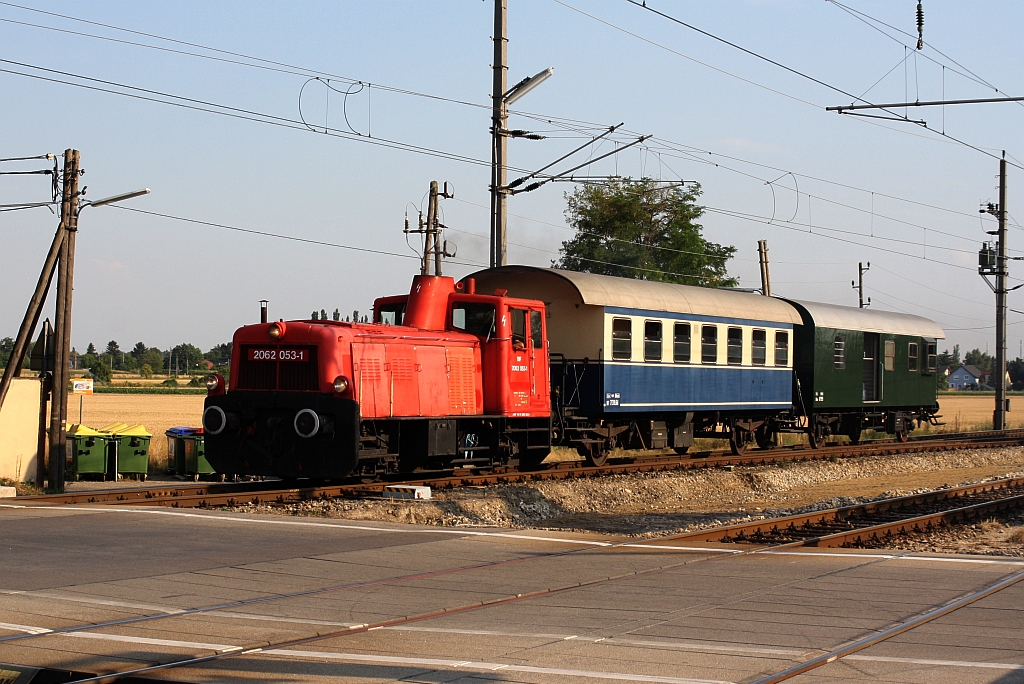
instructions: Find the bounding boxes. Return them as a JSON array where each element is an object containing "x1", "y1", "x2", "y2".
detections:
[
  {"x1": 80, "y1": 187, "x2": 150, "y2": 211},
  {"x1": 503, "y1": 67, "x2": 553, "y2": 105}
]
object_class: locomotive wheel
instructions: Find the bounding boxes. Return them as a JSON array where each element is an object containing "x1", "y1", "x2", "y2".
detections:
[{"x1": 754, "y1": 425, "x2": 775, "y2": 450}]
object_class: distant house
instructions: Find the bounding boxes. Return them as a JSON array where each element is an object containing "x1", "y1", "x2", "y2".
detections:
[
  {"x1": 979, "y1": 368, "x2": 1012, "y2": 389},
  {"x1": 948, "y1": 364, "x2": 982, "y2": 390}
]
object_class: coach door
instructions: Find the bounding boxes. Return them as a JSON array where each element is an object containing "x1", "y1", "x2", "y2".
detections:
[{"x1": 862, "y1": 333, "x2": 880, "y2": 402}]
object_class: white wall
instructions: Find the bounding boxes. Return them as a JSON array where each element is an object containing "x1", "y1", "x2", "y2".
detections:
[{"x1": 0, "y1": 377, "x2": 42, "y2": 483}]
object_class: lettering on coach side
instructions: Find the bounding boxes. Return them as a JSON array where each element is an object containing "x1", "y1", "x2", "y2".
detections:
[{"x1": 605, "y1": 392, "x2": 620, "y2": 407}]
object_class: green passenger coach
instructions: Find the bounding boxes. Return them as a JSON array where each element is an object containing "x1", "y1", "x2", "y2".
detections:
[{"x1": 783, "y1": 300, "x2": 944, "y2": 446}]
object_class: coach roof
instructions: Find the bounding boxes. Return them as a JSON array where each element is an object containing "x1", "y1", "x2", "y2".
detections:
[
  {"x1": 467, "y1": 266, "x2": 803, "y2": 325},
  {"x1": 785, "y1": 299, "x2": 945, "y2": 338}
]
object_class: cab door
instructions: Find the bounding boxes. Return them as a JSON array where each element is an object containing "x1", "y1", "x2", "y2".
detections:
[{"x1": 507, "y1": 308, "x2": 532, "y2": 412}]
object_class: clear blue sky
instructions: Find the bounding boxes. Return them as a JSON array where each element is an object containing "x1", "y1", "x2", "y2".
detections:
[{"x1": 1, "y1": 1, "x2": 1022, "y2": 357}]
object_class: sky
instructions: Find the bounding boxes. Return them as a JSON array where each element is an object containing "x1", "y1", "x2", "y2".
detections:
[{"x1": 1, "y1": 0, "x2": 1023, "y2": 357}]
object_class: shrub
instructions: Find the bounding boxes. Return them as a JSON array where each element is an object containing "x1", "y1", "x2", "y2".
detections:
[
  {"x1": 90, "y1": 359, "x2": 112, "y2": 384},
  {"x1": 139, "y1": 364, "x2": 153, "y2": 378},
  {"x1": 187, "y1": 376, "x2": 204, "y2": 387},
  {"x1": 161, "y1": 377, "x2": 179, "y2": 387}
]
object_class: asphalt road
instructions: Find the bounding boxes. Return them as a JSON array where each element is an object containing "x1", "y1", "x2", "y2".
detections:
[{"x1": 1, "y1": 502, "x2": 1022, "y2": 683}]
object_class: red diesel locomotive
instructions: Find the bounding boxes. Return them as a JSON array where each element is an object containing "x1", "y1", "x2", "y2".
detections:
[{"x1": 202, "y1": 275, "x2": 552, "y2": 479}]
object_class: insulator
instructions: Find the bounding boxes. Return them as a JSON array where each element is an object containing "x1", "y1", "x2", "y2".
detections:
[{"x1": 916, "y1": 2, "x2": 924, "y2": 49}]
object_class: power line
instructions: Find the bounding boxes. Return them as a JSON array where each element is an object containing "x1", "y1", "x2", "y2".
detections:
[
  {"x1": 620, "y1": 0, "x2": 1022, "y2": 168},
  {"x1": 111, "y1": 206, "x2": 487, "y2": 268}
]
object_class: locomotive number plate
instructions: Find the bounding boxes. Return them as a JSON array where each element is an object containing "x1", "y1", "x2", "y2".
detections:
[{"x1": 247, "y1": 347, "x2": 309, "y2": 362}]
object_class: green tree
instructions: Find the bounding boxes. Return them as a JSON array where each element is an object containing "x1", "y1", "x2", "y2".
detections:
[
  {"x1": 0, "y1": 337, "x2": 13, "y2": 368},
  {"x1": 964, "y1": 348, "x2": 993, "y2": 372},
  {"x1": 131, "y1": 342, "x2": 147, "y2": 361},
  {"x1": 90, "y1": 359, "x2": 112, "y2": 384},
  {"x1": 139, "y1": 363, "x2": 153, "y2": 378},
  {"x1": 205, "y1": 342, "x2": 232, "y2": 366},
  {"x1": 86, "y1": 342, "x2": 97, "y2": 355},
  {"x1": 554, "y1": 178, "x2": 737, "y2": 287},
  {"x1": 140, "y1": 348, "x2": 165, "y2": 374},
  {"x1": 171, "y1": 343, "x2": 204, "y2": 375}
]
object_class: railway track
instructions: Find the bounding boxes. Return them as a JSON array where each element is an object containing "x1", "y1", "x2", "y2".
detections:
[
  {"x1": 663, "y1": 475, "x2": 1024, "y2": 549},
  {"x1": 16, "y1": 427, "x2": 1024, "y2": 510}
]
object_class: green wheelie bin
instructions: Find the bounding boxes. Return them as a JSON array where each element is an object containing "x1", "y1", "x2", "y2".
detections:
[
  {"x1": 66, "y1": 424, "x2": 108, "y2": 480},
  {"x1": 183, "y1": 431, "x2": 217, "y2": 480},
  {"x1": 111, "y1": 424, "x2": 152, "y2": 481}
]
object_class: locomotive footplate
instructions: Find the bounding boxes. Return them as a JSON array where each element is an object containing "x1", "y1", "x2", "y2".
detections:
[{"x1": 203, "y1": 392, "x2": 360, "y2": 479}]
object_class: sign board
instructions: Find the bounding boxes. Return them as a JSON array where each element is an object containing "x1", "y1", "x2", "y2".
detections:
[{"x1": 71, "y1": 379, "x2": 93, "y2": 395}]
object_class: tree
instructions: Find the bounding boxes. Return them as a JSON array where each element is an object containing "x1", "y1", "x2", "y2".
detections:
[
  {"x1": 86, "y1": 342, "x2": 97, "y2": 355},
  {"x1": 205, "y1": 342, "x2": 232, "y2": 366},
  {"x1": 90, "y1": 359, "x2": 112, "y2": 384},
  {"x1": 554, "y1": 178, "x2": 737, "y2": 287},
  {"x1": 131, "y1": 342, "x2": 147, "y2": 360},
  {"x1": 171, "y1": 343, "x2": 204, "y2": 375},
  {"x1": 140, "y1": 348, "x2": 164, "y2": 374},
  {"x1": 0, "y1": 337, "x2": 13, "y2": 368},
  {"x1": 139, "y1": 364, "x2": 153, "y2": 378},
  {"x1": 964, "y1": 348, "x2": 993, "y2": 371}
]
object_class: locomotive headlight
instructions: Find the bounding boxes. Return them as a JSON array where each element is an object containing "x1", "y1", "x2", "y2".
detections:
[
  {"x1": 333, "y1": 375, "x2": 349, "y2": 394},
  {"x1": 268, "y1": 321, "x2": 286, "y2": 339},
  {"x1": 203, "y1": 405, "x2": 228, "y2": 435},
  {"x1": 205, "y1": 373, "x2": 225, "y2": 394},
  {"x1": 294, "y1": 408, "x2": 321, "y2": 438}
]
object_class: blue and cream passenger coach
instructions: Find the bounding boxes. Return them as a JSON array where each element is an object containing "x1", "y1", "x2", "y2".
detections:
[{"x1": 469, "y1": 266, "x2": 803, "y2": 462}]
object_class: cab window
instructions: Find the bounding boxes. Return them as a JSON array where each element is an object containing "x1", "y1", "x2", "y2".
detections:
[
  {"x1": 530, "y1": 310, "x2": 543, "y2": 349},
  {"x1": 451, "y1": 303, "x2": 496, "y2": 338},
  {"x1": 511, "y1": 309, "x2": 527, "y2": 350},
  {"x1": 377, "y1": 303, "x2": 406, "y2": 325}
]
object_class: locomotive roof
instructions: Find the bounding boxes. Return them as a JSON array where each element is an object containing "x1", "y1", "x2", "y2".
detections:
[
  {"x1": 467, "y1": 266, "x2": 803, "y2": 325},
  {"x1": 784, "y1": 299, "x2": 945, "y2": 338}
]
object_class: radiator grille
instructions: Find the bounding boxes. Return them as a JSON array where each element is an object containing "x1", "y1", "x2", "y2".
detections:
[{"x1": 236, "y1": 345, "x2": 319, "y2": 391}]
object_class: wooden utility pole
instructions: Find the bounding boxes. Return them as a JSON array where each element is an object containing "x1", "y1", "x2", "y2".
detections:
[
  {"x1": 995, "y1": 155, "x2": 1008, "y2": 430},
  {"x1": 48, "y1": 149, "x2": 80, "y2": 492},
  {"x1": 490, "y1": 0, "x2": 508, "y2": 268},
  {"x1": 757, "y1": 240, "x2": 772, "y2": 296}
]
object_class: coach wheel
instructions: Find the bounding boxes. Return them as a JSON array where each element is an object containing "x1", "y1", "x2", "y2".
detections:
[
  {"x1": 754, "y1": 425, "x2": 775, "y2": 450},
  {"x1": 846, "y1": 427, "x2": 862, "y2": 445},
  {"x1": 672, "y1": 446, "x2": 690, "y2": 455},
  {"x1": 895, "y1": 428, "x2": 909, "y2": 443},
  {"x1": 808, "y1": 424, "x2": 827, "y2": 449},
  {"x1": 729, "y1": 426, "x2": 749, "y2": 456},
  {"x1": 577, "y1": 442, "x2": 610, "y2": 467}
]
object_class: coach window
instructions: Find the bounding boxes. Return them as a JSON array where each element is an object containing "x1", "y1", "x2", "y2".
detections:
[
  {"x1": 644, "y1": 321, "x2": 663, "y2": 362},
  {"x1": 727, "y1": 327, "x2": 743, "y2": 365},
  {"x1": 908, "y1": 342, "x2": 919, "y2": 372},
  {"x1": 884, "y1": 339, "x2": 895, "y2": 371},
  {"x1": 674, "y1": 323, "x2": 691, "y2": 363},
  {"x1": 612, "y1": 318, "x2": 632, "y2": 360},
  {"x1": 752, "y1": 329, "x2": 766, "y2": 366},
  {"x1": 926, "y1": 342, "x2": 937, "y2": 373},
  {"x1": 834, "y1": 335, "x2": 846, "y2": 369},
  {"x1": 774, "y1": 331, "x2": 789, "y2": 366},
  {"x1": 701, "y1": 325, "x2": 718, "y2": 364},
  {"x1": 530, "y1": 310, "x2": 543, "y2": 349}
]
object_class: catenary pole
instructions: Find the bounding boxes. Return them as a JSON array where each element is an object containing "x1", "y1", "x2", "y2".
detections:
[
  {"x1": 489, "y1": 0, "x2": 508, "y2": 268},
  {"x1": 757, "y1": 240, "x2": 772, "y2": 296},
  {"x1": 995, "y1": 155, "x2": 1008, "y2": 430}
]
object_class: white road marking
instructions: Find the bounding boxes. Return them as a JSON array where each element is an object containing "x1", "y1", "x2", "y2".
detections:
[
  {"x1": 206, "y1": 611, "x2": 361, "y2": 627},
  {"x1": 65, "y1": 632, "x2": 241, "y2": 653},
  {"x1": 763, "y1": 551, "x2": 1024, "y2": 566},
  {"x1": 263, "y1": 649, "x2": 734, "y2": 683},
  {"x1": 847, "y1": 654, "x2": 1024, "y2": 670},
  {"x1": 0, "y1": 622, "x2": 51, "y2": 634},
  {"x1": 0, "y1": 590, "x2": 185, "y2": 614}
]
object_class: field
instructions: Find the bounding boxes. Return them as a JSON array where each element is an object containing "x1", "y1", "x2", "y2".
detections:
[
  {"x1": 937, "y1": 393, "x2": 1024, "y2": 431},
  {"x1": 74, "y1": 393, "x2": 205, "y2": 471}
]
